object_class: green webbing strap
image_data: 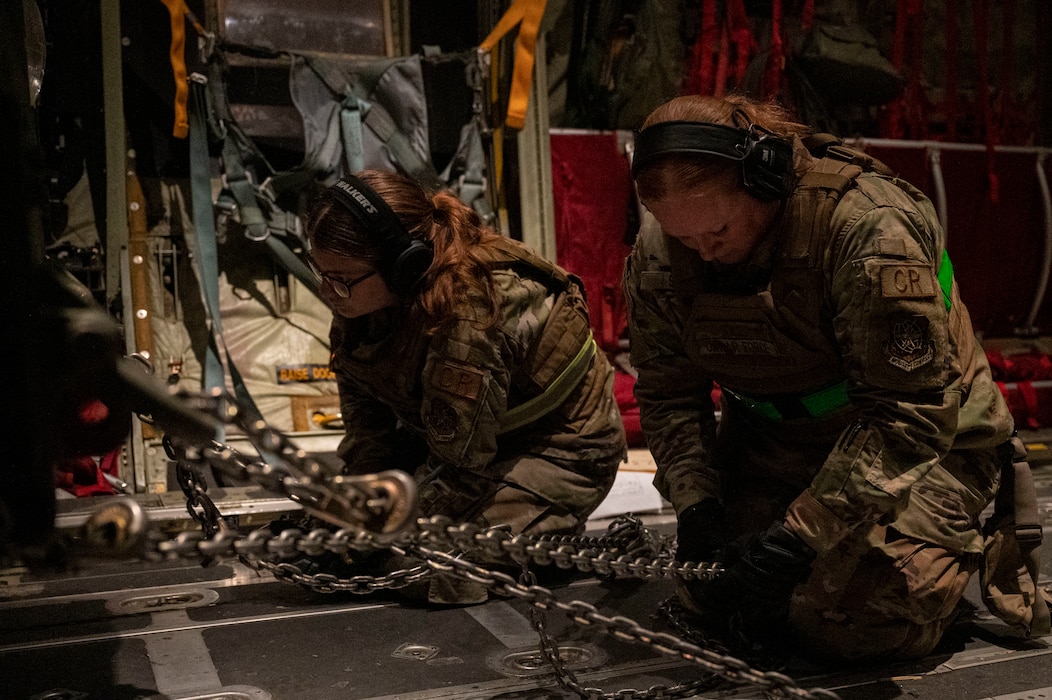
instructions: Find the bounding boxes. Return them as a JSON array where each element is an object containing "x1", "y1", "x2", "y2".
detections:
[
  {"x1": 498, "y1": 332, "x2": 597, "y2": 435},
  {"x1": 188, "y1": 79, "x2": 265, "y2": 428},
  {"x1": 727, "y1": 250, "x2": 954, "y2": 422},
  {"x1": 221, "y1": 130, "x2": 270, "y2": 241},
  {"x1": 201, "y1": 69, "x2": 323, "y2": 300},
  {"x1": 727, "y1": 392, "x2": 782, "y2": 422},
  {"x1": 938, "y1": 249, "x2": 954, "y2": 311},
  {"x1": 303, "y1": 53, "x2": 445, "y2": 190},
  {"x1": 340, "y1": 96, "x2": 366, "y2": 175},
  {"x1": 189, "y1": 80, "x2": 225, "y2": 402},
  {"x1": 723, "y1": 379, "x2": 851, "y2": 422},
  {"x1": 263, "y1": 234, "x2": 321, "y2": 298},
  {"x1": 800, "y1": 380, "x2": 851, "y2": 417},
  {"x1": 366, "y1": 107, "x2": 445, "y2": 190}
]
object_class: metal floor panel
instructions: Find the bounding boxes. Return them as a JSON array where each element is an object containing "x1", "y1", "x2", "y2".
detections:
[{"x1": 1, "y1": 458, "x2": 1051, "y2": 700}]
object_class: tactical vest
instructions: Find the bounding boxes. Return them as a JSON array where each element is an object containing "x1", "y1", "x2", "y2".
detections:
[
  {"x1": 332, "y1": 237, "x2": 595, "y2": 433},
  {"x1": 669, "y1": 142, "x2": 919, "y2": 413}
]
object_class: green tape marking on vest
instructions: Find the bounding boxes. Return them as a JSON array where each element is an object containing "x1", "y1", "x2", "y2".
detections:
[
  {"x1": 753, "y1": 402, "x2": 784, "y2": 421},
  {"x1": 725, "y1": 379, "x2": 850, "y2": 421},
  {"x1": 938, "y1": 249, "x2": 953, "y2": 311},
  {"x1": 799, "y1": 380, "x2": 851, "y2": 417}
]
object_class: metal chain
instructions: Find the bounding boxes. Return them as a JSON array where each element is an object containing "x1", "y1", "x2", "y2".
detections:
[
  {"x1": 164, "y1": 391, "x2": 409, "y2": 534},
  {"x1": 123, "y1": 519, "x2": 837, "y2": 699},
  {"x1": 397, "y1": 543, "x2": 840, "y2": 700},
  {"x1": 168, "y1": 436, "x2": 226, "y2": 538},
  {"x1": 235, "y1": 515, "x2": 708, "y2": 594},
  {"x1": 522, "y1": 567, "x2": 733, "y2": 700},
  {"x1": 101, "y1": 389, "x2": 841, "y2": 700}
]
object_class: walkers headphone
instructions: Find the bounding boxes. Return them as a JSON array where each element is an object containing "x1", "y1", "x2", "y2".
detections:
[
  {"x1": 631, "y1": 120, "x2": 796, "y2": 201},
  {"x1": 326, "y1": 175, "x2": 434, "y2": 294}
]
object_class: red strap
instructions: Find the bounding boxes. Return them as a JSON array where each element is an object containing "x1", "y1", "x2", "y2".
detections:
[
  {"x1": 801, "y1": 0, "x2": 815, "y2": 32},
  {"x1": 727, "y1": 0, "x2": 755, "y2": 88},
  {"x1": 601, "y1": 286, "x2": 617, "y2": 352},
  {"x1": 974, "y1": 0, "x2": 1000, "y2": 202},
  {"x1": 905, "y1": 0, "x2": 926, "y2": 138},
  {"x1": 762, "y1": 0, "x2": 784, "y2": 99},
  {"x1": 880, "y1": 0, "x2": 924, "y2": 139},
  {"x1": 1016, "y1": 381, "x2": 1042, "y2": 430},
  {"x1": 99, "y1": 447, "x2": 122, "y2": 479},
  {"x1": 55, "y1": 456, "x2": 116, "y2": 497},
  {"x1": 999, "y1": 0, "x2": 1015, "y2": 124},
  {"x1": 713, "y1": 22, "x2": 730, "y2": 97},
  {"x1": 944, "y1": 6, "x2": 959, "y2": 141},
  {"x1": 996, "y1": 0, "x2": 1028, "y2": 143},
  {"x1": 685, "y1": 0, "x2": 718, "y2": 95},
  {"x1": 880, "y1": 1, "x2": 908, "y2": 138}
]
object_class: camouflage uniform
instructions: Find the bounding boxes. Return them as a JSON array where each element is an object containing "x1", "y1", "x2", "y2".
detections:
[
  {"x1": 332, "y1": 237, "x2": 626, "y2": 539},
  {"x1": 624, "y1": 151, "x2": 1016, "y2": 660}
]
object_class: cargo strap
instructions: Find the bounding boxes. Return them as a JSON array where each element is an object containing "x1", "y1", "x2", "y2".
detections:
[
  {"x1": 722, "y1": 379, "x2": 850, "y2": 421},
  {"x1": 159, "y1": 0, "x2": 191, "y2": 138},
  {"x1": 190, "y1": 62, "x2": 322, "y2": 299},
  {"x1": 188, "y1": 78, "x2": 265, "y2": 433},
  {"x1": 498, "y1": 331, "x2": 596, "y2": 434},
  {"x1": 1004, "y1": 435, "x2": 1051, "y2": 635},
  {"x1": 479, "y1": 0, "x2": 549, "y2": 130},
  {"x1": 298, "y1": 53, "x2": 445, "y2": 191}
]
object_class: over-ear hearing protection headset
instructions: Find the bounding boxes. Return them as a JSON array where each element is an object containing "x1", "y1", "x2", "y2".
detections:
[
  {"x1": 631, "y1": 120, "x2": 796, "y2": 201},
  {"x1": 326, "y1": 175, "x2": 434, "y2": 294}
]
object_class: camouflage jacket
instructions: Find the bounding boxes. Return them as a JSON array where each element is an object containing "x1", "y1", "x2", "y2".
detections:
[
  {"x1": 331, "y1": 238, "x2": 626, "y2": 507},
  {"x1": 624, "y1": 161, "x2": 1014, "y2": 554}
]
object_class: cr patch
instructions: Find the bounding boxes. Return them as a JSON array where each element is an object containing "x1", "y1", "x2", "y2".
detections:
[
  {"x1": 879, "y1": 265, "x2": 936, "y2": 299},
  {"x1": 433, "y1": 360, "x2": 485, "y2": 400}
]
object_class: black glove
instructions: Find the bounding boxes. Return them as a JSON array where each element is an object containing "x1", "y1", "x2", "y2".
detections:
[
  {"x1": 675, "y1": 498, "x2": 729, "y2": 564},
  {"x1": 687, "y1": 521, "x2": 816, "y2": 628}
]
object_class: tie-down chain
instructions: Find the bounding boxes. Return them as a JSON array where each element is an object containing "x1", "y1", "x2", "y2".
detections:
[{"x1": 77, "y1": 389, "x2": 839, "y2": 700}]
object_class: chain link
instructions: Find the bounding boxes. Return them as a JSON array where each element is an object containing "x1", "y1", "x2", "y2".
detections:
[
  {"x1": 524, "y1": 567, "x2": 733, "y2": 700},
  {"x1": 398, "y1": 543, "x2": 841, "y2": 700},
  {"x1": 108, "y1": 388, "x2": 841, "y2": 700}
]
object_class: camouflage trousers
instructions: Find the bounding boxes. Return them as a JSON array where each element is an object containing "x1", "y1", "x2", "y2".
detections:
[
  {"x1": 705, "y1": 406, "x2": 997, "y2": 661},
  {"x1": 720, "y1": 474, "x2": 984, "y2": 661},
  {"x1": 415, "y1": 452, "x2": 617, "y2": 537},
  {"x1": 789, "y1": 522, "x2": 979, "y2": 661}
]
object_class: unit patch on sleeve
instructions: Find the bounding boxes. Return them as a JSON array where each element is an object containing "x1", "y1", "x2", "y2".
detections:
[
  {"x1": 883, "y1": 315, "x2": 935, "y2": 371},
  {"x1": 426, "y1": 397, "x2": 458, "y2": 442},
  {"x1": 433, "y1": 359, "x2": 485, "y2": 400}
]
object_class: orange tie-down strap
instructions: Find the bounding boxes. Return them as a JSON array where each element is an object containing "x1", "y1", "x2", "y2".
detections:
[
  {"x1": 480, "y1": 0, "x2": 549, "y2": 130},
  {"x1": 159, "y1": 0, "x2": 206, "y2": 139}
]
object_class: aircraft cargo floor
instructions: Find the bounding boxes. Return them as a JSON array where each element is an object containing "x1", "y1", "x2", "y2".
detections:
[{"x1": 2, "y1": 439, "x2": 1051, "y2": 700}]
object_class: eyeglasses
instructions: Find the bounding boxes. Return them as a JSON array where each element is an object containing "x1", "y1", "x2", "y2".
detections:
[{"x1": 307, "y1": 259, "x2": 379, "y2": 298}]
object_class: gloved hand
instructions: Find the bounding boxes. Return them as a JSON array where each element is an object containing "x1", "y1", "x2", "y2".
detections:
[
  {"x1": 675, "y1": 498, "x2": 729, "y2": 564},
  {"x1": 685, "y1": 521, "x2": 815, "y2": 633}
]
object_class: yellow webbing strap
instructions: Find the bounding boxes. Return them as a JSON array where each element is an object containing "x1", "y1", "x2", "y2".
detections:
[
  {"x1": 479, "y1": 0, "x2": 549, "y2": 130},
  {"x1": 160, "y1": 0, "x2": 207, "y2": 139},
  {"x1": 159, "y1": 0, "x2": 190, "y2": 138},
  {"x1": 498, "y1": 332, "x2": 596, "y2": 434}
]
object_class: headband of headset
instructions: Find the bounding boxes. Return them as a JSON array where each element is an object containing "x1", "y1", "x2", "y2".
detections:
[
  {"x1": 326, "y1": 175, "x2": 434, "y2": 294},
  {"x1": 631, "y1": 120, "x2": 796, "y2": 201}
]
